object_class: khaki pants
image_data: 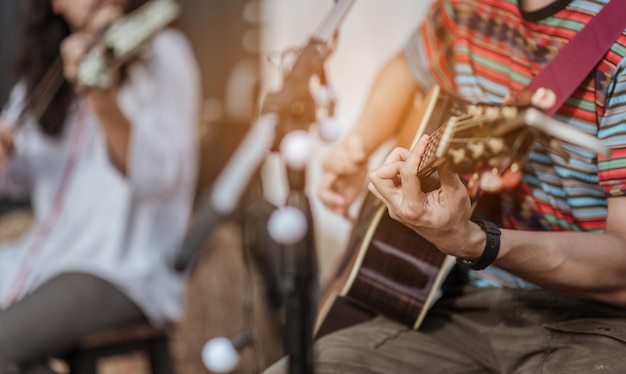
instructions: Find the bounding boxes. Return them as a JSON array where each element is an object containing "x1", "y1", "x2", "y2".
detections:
[{"x1": 266, "y1": 285, "x2": 626, "y2": 373}]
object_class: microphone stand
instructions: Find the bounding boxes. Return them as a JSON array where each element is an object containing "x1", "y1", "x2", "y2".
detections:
[
  {"x1": 259, "y1": 2, "x2": 356, "y2": 372},
  {"x1": 175, "y1": 1, "x2": 356, "y2": 373}
]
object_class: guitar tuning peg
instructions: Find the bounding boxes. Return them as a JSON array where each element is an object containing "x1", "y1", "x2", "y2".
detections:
[
  {"x1": 486, "y1": 137, "x2": 505, "y2": 154},
  {"x1": 501, "y1": 106, "x2": 518, "y2": 119},
  {"x1": 467, "y1": 141, "x2": 485, "y2": 159},
  {"x1": 449, "y1": 148, "x2": 466, "y2": 165},
  {"x1": 467, "y1": 105, "x2": 481, "y2": 116},
  {"x1": 485, "y1": 106, "x2": 499, "y2": 120}
]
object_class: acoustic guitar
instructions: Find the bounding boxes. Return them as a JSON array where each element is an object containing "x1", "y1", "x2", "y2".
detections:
[{"x1": 315, "y1": 85, "x2": 607, "y2": 336}]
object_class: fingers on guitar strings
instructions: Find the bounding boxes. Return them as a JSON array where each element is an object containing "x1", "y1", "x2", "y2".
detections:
[
  {"x1": 369, "y1": 160, "x2": 406, "y2": 191},
  {"x1": 367, "y1": 181, "x2": 388, "y2": 206},
  {"x1": 369, "y1": 135, "x2": 431, "y2": 207},
  {"x1": 397, "y1": 134, "x2": 430, "y2": 198}
]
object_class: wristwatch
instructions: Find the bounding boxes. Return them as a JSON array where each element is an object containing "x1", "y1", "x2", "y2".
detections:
[{"x1": 456, "y1": 219, "x2": 501, "y2": 270}]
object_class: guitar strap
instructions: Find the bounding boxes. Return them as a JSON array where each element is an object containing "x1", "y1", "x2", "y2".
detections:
[{"x1": 523, "y1": 0, "x2": 626, "y2": 116}]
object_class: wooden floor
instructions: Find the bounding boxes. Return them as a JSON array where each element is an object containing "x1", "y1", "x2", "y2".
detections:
[{"x1": 171, "y1": 222, "x2": 284, "y2": 373}]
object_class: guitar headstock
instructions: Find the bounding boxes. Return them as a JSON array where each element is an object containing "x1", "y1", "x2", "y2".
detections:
[
  {"x1": 417, "y1": 101, "x2": 608, "y2": 177},
  {"x1": 418, "y1": 103, "x2": 534, "y2": 176}
]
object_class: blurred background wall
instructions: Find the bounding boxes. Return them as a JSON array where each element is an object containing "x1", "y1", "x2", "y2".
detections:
[
  {"x1": 177, "y1": 0, "x2": 263, "y2": 197},
  {"x1": 260, "y1": 0, "x2": 429, "y2": 288}
]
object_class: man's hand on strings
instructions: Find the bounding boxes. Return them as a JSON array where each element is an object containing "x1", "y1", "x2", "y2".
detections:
[{"x1": 368, "y1": 135, "x2": 482, "y2": 258}]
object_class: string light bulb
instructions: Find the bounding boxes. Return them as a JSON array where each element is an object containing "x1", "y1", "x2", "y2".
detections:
[
  {"x1": 202, "y1": 337, "x2": 240, "y2": 373},
  {"x1": 267, "y1": 206, "x2": 308, "y2": 245},
  {"x1": 279, "y1": 130, "x2": 314, "y2": 170}
]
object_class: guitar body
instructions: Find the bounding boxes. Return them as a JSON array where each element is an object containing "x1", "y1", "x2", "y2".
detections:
[
  {"x1": 316, "y1": 192, "x2": 455, "y2": 336},
  {"x1": 316, "y1": 86, "x2": 461, "y2": 335}
]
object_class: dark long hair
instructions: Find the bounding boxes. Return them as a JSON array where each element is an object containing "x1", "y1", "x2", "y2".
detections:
[
  {"x1": 16, "y1": 0, "x2": 73, "y2": 136},
  {"x1": 15, "y1": 0, "x2": 148, "y2": 137}
]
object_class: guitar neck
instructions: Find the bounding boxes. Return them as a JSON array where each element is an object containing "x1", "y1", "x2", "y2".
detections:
[
  {"x1": 414, "y1": 101, "x2": 609, "y2": 180},
  {"x1": 412, "y1": 99, "x2": 543, "y2": 179}
]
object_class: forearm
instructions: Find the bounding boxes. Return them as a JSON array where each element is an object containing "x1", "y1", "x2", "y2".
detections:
[
  {"x1": 347, "y1": 52, "x2": 422, "y2": 156},
  {"x1": 494, "y1": 229, "x2": 626, "y2": 307},
  {"x1": 88, "y1": 91, "x2": 130, "y2": 174},
  {"x1": 371, "y1": 142, "x2": 626, "y2": 308}
]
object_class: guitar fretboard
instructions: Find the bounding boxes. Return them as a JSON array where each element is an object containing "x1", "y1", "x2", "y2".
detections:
[{"x1": 415, "y1": 103, "x2": 522, "y2": 176}]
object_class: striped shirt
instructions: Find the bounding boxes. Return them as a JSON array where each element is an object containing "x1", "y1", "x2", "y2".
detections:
[{"x1": 404, "y1": 0, "x2": 626, "y2": 288}]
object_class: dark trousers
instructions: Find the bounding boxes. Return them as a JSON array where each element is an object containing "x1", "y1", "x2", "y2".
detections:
[
  {"x1": 266, "y1": 285, "x2": 626, "y2": 374},
  {"x1": 0, "y1": 273, "x2": 145, "y2": 374}
]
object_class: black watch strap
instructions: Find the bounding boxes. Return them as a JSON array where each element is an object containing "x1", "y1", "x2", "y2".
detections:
[{"x1": 456, "y1": 219, "x2": 501, "y2": 270}]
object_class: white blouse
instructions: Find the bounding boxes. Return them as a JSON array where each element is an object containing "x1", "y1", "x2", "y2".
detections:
[{"x1": 0, "y1": 29, "x2": 200, "y2": 326}]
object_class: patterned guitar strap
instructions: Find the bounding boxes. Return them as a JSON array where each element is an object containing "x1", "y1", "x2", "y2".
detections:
[
  {"x1": 481, "y1": 0, "x2": 626, "y2": 194},
  {"x1": 514, "y1": 0, "x2": 626, "y2": 115}
]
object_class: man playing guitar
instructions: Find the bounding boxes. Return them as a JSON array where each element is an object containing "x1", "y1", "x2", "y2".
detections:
[{"x1": 267, "y1": 0, "x2": 626, "y2": 372}]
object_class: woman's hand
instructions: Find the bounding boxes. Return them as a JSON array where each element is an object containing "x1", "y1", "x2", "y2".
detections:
[
  {"x1": 59, "y1": 2, "x2": 123, "y2": 94},
  {"x1": 59, "y1": 3, "x2": 130, "y2": 174},
  {"x1": 60, "y1": 32, "x2": 95, "y2": 90}
]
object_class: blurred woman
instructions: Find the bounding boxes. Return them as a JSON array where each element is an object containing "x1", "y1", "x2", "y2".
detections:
[{"x1": 0, "y1": 0, "x2": 200, "y2": 372}]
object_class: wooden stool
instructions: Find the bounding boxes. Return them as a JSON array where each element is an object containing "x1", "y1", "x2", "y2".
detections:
[{"x1": 64, "y1": 323, "x2": 176, "y2": 374}]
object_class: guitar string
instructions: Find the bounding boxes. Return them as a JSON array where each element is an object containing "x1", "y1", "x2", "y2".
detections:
[
  {"x1": 419, "y1": 112, "x2": 491, "y2": 170},
  {"x1": 417, "y1": 104, "x2": 525, "y2": 178},
  {"x1": 416, "y1": 104, "x2": 529, "y2": 204}
]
